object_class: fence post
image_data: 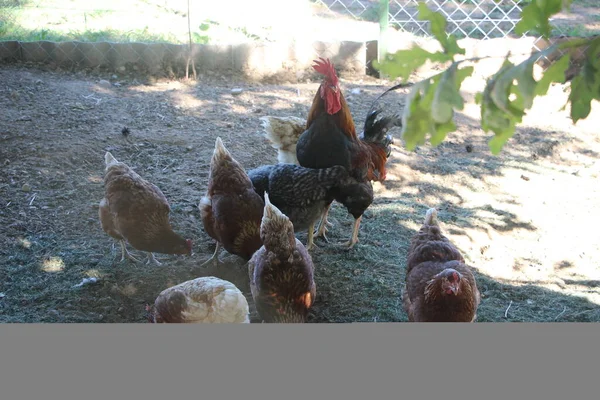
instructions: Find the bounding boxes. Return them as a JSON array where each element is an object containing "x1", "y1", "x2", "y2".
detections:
[{"x1": 378, "y1": 0, "x2": 389, "y2": 78}]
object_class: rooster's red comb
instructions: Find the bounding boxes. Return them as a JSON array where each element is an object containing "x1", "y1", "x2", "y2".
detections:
[{"x1": 313, "y1": 57, "x2": 338, "y2": 86}]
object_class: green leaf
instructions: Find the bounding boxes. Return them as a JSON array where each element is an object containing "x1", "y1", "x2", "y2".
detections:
[
  {"x1": 417, "y1": 2, "x2": 465, "y2": 57},
  {"x1": 516, "y1": 0, "x2": 573, "y2": 38},
  {"x1": 199, "y1": 23, "x2": 211, "y2": 31},
  {"x1": 479, "y1": 69, "x2": 519, "y2": 154},
  {"x1": 431, "y1": 63, "x2": 473, "y2": 124},
  {"x1": 374, "y1": 46, "x2": 451, "y2": 82},
  {"x1": 568, "y1": 55, "x2": 600, "y2": 123},
  {"x1": 430, "y1": 120, "x2": 456, "y2": 147},
  {"x1": 535, "y1": 53, "x2": 570, "y2": 96}
]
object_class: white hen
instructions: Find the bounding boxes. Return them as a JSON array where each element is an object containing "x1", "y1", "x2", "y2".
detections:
[
  {"x1": 149, "y1": 276, "x2": 250, "y2": 323},
  {"x1": 260, "y1": 115, "x2": 306, "y2": 164}
]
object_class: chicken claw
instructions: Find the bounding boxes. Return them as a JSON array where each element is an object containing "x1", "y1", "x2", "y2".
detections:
[
  {"x1": 146, "y1": 252, "x2": 163, "y2": 266},
  {"x1": 119, "y1": 240, "x2": 141, "y2": 263},
  {"x1": 199, "y1": 242, "x2": 221, "y2": 268},
  {"x1": 306, "y1": 222, "x2": 319, "y2": 251},
  {"x1": 342, "y1": 216, "x2": 362, "y2": 249},
  {"x1": 315, "y1": 203, "x2": 333, "y2": 242}
]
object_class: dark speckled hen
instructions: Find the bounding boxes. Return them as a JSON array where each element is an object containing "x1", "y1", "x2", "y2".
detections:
[
  {"x1": 248, "y1": 163, "x2": 373, "y2": 249},
  {"x1": 248, "y1": 193, "x2": 316, "y2": 323},
  {"x1": 148, "y1": 276, "x2": 250, "y2": 323},
  {"x1": 199, "y1": 137, "x2": 264, "y2": 268},
  {"x1": 402, "y1": 208, "x2": 481, "y2": 322}
]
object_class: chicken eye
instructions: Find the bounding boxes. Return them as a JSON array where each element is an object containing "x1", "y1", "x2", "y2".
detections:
[{"x1": 330, "y1": 85, "x2": 337, "y2": 92}]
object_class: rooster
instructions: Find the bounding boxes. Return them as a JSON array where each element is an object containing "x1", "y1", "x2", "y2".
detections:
[
  {"x1": 199, "y1": 137, "x2": 264, "y2": 267},
  {"x1": 99, "y1": 152, "x2": 192, "y2": 265},
  {"x1": 402, "y1": 208, "x2": 481, "y2": 322},
  {"x1": 147, "y1": 276, "x2": 250, "y2": 323},
  {"x1": 261, "y1": 57, "x2": 406, "y2": 247},
  {"x1": 248, "y1": 193, "x2": 316, "y2": 323}
]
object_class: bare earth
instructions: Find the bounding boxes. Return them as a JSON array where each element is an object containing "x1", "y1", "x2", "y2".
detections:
[{"x1": 0, "y1": 58, "x2": 599, "y2": 323}]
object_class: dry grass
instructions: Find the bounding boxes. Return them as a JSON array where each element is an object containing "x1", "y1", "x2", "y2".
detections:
[{"x1": 0, "y1": 55, "x2": 599, "y2": 323}]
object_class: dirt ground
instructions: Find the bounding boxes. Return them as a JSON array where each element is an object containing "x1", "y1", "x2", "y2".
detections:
[{"x1": 0, "y1": 56, "x2": 599, "y2": 323}]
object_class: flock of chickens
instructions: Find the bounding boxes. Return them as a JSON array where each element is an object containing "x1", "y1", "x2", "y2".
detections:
[{"x1": 99, "y1": 58, "x2": 481, "y2": 323}]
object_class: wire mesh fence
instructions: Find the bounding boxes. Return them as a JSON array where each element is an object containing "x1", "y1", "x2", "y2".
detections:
[{"x1": 0, "y1": 0, "x2": 592, "y2": 77}]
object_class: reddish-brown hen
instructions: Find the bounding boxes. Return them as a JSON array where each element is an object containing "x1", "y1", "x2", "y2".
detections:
[
  {"x1": 402, "y1": 208, "x2": 480, "y2": 322},
  {"x1": 248, "y1": 193, "x2": 316, "y2": 323},
  {"x1": 99, "y1": 152, "x2": 192, "y2": 265},
  {"x1": 199, "y1": 137, "x2": 264, "y2": 267}
]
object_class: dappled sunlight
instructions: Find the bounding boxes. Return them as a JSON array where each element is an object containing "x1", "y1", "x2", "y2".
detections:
[
  {"x1": 17, "y1": 237, "x2": 32, "y2": 249},
  {"x1": 41, "y1": 256, "x2": 65, "y2": 273},
  {"x1": 87, "y1": 175, "x2": 103, "y2": 183}
]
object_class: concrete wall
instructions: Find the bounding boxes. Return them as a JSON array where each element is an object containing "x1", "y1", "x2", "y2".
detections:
[{"x1": 0, "y1": 39, "x2": 367, "y2": 82}]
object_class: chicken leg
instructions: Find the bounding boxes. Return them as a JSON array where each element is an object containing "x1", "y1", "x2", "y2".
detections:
[
  {"x1": 199, "y1": 242, "x2": 221, "y2": 268},
  {"x1": 119, "y1": 240, "x2": 141, "y2": 263},
  {"x1": 306, "y1": 221, "x2": 318, "y2": 251},
  {"x1": 343, "y1": 216, "x2": 362, "y2": 249},
  {"x1": 315, "y1": 203, "x2": 333, "y2": 242}
]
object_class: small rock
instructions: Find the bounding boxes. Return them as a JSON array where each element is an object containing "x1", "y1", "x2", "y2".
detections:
[
  {"x1": 231, "y1": 88, "x2": 244, "y2": 96},
  {"x1": 520, "y1": 174, "x2": 530, "y2": 181},
  {"x1": 253, "y1": 107, "x2": 263, "y2": 113},
  {"x1": 0, "y1": 292, "x2": 5, "y2": 298},
  {"x1": 465, "y1": 144, "x2": 473, "y2": 153},
  {"x1": 186, "y1": 145, "x2": 193, "y2": 152},
  {"x1": 35, "y1": 79, "x2": 43, "y2": 85},
  {"x1": 526, "y1": 299, "x2": 534, "y2": 305},
  {"x1": 186, "y1": 178, "x2": 194, "y2": 185},
  {"x1": 21, "y1": 183, "x2": 32, "y2": 192},
  {"x1": 4, "y1": 159, "x2": 9, "y2": 165},
  {"x1": 113, "y1": 82, "x2": 122, "y2": 87},
  {"x1": 350, "y1": 88, "x2": 361, "y2": 95},
  {"x1": 111, "y1": 74, "x2": 118, "y2": 79},
  {"x1": 117, "y1": 66, "x2": 126, "y2": 73},
  {"x1": 98, "y1": 79, "x2": 111, "y2": 87}
]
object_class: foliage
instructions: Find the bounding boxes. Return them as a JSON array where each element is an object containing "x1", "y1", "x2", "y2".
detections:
[{"x1": 374, "y1": 0, "x2": 600, "y2": 154}]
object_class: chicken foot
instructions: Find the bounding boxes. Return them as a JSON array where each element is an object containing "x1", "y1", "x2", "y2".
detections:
[
  {"x1": 342, "y1": 216, "x2": 362, "y2": 249},
  {"x1": 119, "y1": 240, "x2": 141, "y2": 263},
  {"x1": 146, "y1": 252, "x2": 163, "y2": 266},
  {"x1": 315, "y1": 203, "x2": 333, "y2": 242},
  {"x1": 199, "y1": 242, "x2": 221, "y2": 268}
]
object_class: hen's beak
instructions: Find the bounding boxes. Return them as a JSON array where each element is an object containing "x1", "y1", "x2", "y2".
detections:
[{"x1": 450, "y1": 286, "x2": 458, "y2": 295}]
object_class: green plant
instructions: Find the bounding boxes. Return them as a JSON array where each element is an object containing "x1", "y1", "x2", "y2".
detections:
[{"x1": 374, "y1": 0, "x2": 600, "y2": 154}]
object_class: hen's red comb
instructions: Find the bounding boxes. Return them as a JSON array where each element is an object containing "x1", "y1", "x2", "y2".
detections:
[{"x1": 313, "y1": 57, "x2": 338, "y2": 86}]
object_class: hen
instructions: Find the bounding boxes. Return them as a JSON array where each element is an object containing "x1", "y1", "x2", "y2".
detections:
[
  {"x1": 261, "y1": 58, "x2": 405, "y2": 246},
  {"x1": 148, "y1": 276, "x2": 250, "y2": 323},
  {"x1": 248, "y1": 193, "x2": 316, "y2": 323},
  {"x1": 248, "y1": 163, "x2": 373, "y2": 249},
  {"x1": 99, "y1": 152, "x2": 192, "y2": 265},
  {"x1": 260, "y1": 115, "x2": 306, "y2": 164},
  {"x1": 402, "y1": 208, "x2": 481, "y2": 322},
  {"x1": 199, "y1": 137, "x2": 264, "y2": 267}
]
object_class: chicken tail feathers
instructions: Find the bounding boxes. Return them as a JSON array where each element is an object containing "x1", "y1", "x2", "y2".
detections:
[
  {"x1": 424, "y1": 208, "x2": 439, "y2": 226},
  {"x1": 104, "y1": 151, "x2": 120, "y2": 169},
  {"x1": 260, "y1": 116, "x2": 305, "y2": 165}
]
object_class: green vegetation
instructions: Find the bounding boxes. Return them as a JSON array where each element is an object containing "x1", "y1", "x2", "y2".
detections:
[{"x1": 375, "y1": 0, "x2": 600, "y2": 154}]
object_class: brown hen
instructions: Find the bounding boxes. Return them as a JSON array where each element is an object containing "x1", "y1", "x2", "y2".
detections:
[
  {"x1": 99, "y1": 152, "x2": 192, "y2": 265},
  {"x1": 402, "y1": 208, "x2": 480, "y2": 322},
  {"x1": 248, "y1": 193, "x2": 316, "y2": 323},
  {"x1": 199, "y1": 137, "x2": 264, "y2": 268}
]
